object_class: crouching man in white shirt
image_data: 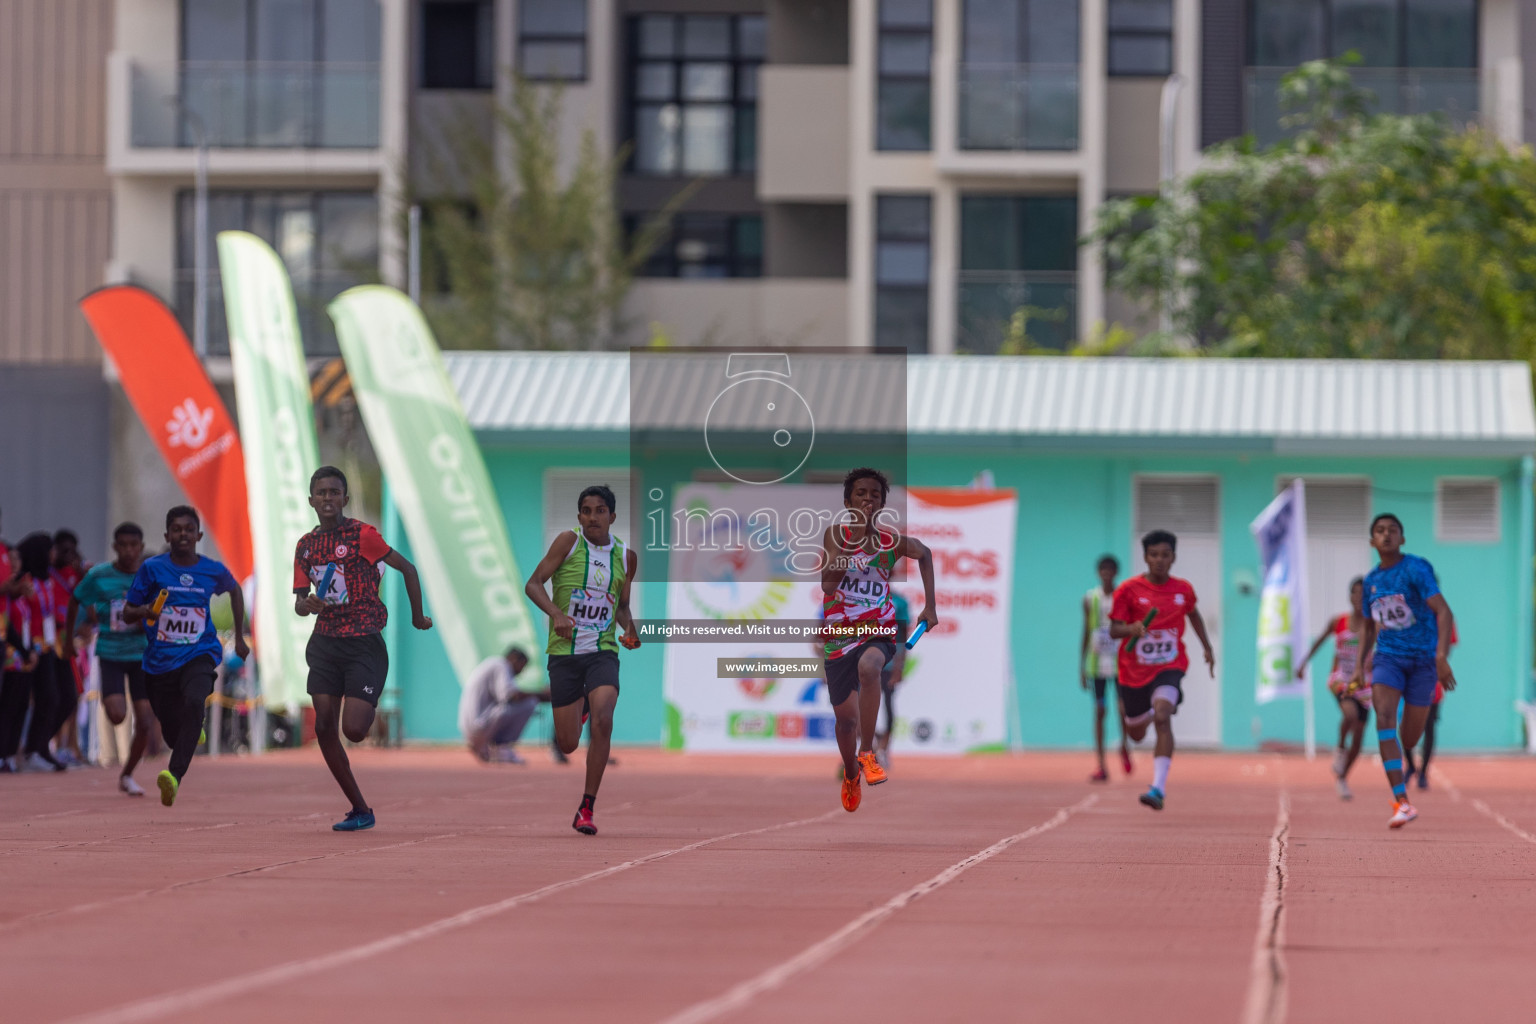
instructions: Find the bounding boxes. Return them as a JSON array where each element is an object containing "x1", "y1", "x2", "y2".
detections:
[{"x1": 460, "y1": 647, "x2": 542, "y2": 764}]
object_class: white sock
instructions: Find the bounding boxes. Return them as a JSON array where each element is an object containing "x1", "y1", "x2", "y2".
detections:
[{"x1": 1153, "y1": 756, "x2": 1171, "y2": 792}]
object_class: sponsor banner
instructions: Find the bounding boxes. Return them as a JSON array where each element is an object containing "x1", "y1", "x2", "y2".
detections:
[
  {"x1": 218, "y1": 231, "x2": 322, "y2": 711},
  {"x1": 1251, "y1": 479, "x2": 1310, "y2": 704},
  {"x1": 78, "y1": 286, "x2": 254, "y2": 585},
  {"x1": 663, "y1": 484, "x2": 1016, "y2": 754},
  {"x1": 327, "y1": 286, "x2": 544, "y2": 690}
]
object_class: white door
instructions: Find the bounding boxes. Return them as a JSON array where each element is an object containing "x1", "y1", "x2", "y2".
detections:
[
  {"x1": 1279, "y1": 477, "x2": 1373, "y2": 657},
  {"x1": 1133, "y1": 477, "x2": 1222, "y2": 746}
]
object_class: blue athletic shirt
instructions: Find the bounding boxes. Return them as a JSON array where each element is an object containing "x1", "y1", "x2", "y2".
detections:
[
  {"x1": 1362, "y1": 554, "x2": 1441, "y2": 660},
  {"x1": 125, "y1": 554, "x2": 238, "y2": 674}
]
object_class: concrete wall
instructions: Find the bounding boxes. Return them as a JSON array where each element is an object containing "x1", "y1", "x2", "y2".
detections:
[
  {"x1": 624, "y1": 278, "x2": 848, "y2": 347},
  {"x1": 765, "y1": 203, "x2": 848, "y2": 277},
  {"x1": 0, "y1": 367, "x2": 110, "y2": 557},
  {"x1": 386, "y1": 442, "x2": 1533, "y2": 752}
]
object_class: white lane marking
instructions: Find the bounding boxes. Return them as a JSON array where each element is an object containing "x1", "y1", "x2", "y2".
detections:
[
  {"x1": 0, "y1": 821, "x2": 239, "y2": 857},
  {"x1": 655, "y1": 795, "x2": 1098, "y2": 1024},
  {"x1": 1436, "y1": 770, "x2": 1536, "y2": 845},
  {"x1": 1240, "y1": 788, "x2": 1291, "y2": 1024},
  {"x1": 60, "y1": 808, "x2": 842, "y2": 1024}
]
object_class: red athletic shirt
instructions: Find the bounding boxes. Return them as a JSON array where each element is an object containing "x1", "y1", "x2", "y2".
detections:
[
  {"x1": 48, "y1": 566, "x2": 84, "y2": 622},
  {"x1": 293, "y1": 519, "x2": 392, "y2": 637},
  {"x1": 0, "y1": 542, "x2": 12, "y2": 585},
  {"x1": 1111, "y1": 574, "x2": 1198, "y2": 689}
]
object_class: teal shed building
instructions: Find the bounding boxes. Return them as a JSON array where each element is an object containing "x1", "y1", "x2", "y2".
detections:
[{"x1": 381, "y1": 355, "x2": 1536, "y2": 753}]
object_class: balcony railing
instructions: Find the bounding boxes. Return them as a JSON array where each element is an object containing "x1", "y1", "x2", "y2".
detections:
[
  {"x1": 1243, "y1": 66, "x2": 1479, "y2": 146},
  {"x1": 957, "y1": 271, "x2": 1077, "y2": 353},
  {"x1": 175, "y1": 269, "x2": 373, "y2": 356},
  {"x1": 131, "y1": 61, "x2": 381, "y2": 149},
  {"x1": 958, "y1": 63, "x2": 1079, "y2": 152}
]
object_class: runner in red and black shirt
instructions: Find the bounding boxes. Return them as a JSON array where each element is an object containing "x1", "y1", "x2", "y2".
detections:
[
  {"x1": 1110, "y1": 529, "x2": 1215, "y2": 812},
  {"x1": 293, "y1": 466, "x2": 432, "y2": 832}
]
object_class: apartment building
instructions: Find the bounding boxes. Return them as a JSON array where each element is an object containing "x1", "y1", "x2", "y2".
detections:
[{"x1": 98, "y1": 1, "x2": 1536, "y2": 363}]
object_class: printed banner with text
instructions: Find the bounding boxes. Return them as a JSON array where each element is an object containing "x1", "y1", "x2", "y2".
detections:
[
  {"x1": 1251, "y1": 479, "x2": 1310, "y2": 704},
  {"x1": 662, "y1": 484, "x2": 1015, "y2": 753}
]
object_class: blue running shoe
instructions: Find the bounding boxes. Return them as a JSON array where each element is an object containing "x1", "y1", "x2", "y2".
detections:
[
  {"x1": 333, "y1": 808, "x2": 375, "y2": 832},
  {"x1": 1139, "y1": 787, "x2": 1165, "y2": 811}
]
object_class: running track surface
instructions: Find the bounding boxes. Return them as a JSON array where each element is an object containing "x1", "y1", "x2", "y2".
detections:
[{"x1": 4, "y1": 747, "x2": 1536, "y2": 1023}]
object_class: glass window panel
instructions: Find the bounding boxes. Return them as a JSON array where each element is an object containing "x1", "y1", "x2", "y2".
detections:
[
  {"x1": 880, "y1": 34, "x2": 931, "y2": 75},
  {"x1": 1251, "y1": 0, "x2": 1326, "y2": 66},
  {"x1": 323, "y1": 0, "x2": 380, "y2": 62},
  {"x1": 521, "y1": 0, "x2": 585, "y2": 35},
  {"x1": 734, "y1": 216, "x2": 763, "y2": 260},
  {"x1": 960, "y1": 197, "x2": 1016, "y2": 270},
  {"x1": 735, "y1": 105, "x2": 757, "y2": 172},
  {"x1": 1406, "y1": 0, "x2": 1477, "y2": 67},
  {"x1": 877, "y1": 241, "x2": 930, "y2": 285},
  {"x1": 877, "y1": 79, "x2": 931, "y2": 150},
  {"x1": 521, "y1": 40, "x2": 585, "y2": 79},
  {"x1": 963, "y1": 0, "x2": 1020, "y2": 65},
  {"x1": 1109, "y1": 34, "x2": 1172, "y2": 75},
  {"x1": 877, "y1": 195, "x2": 931, "y2": 239},
  {"x1": 316, "y1": 193, "x2": 379, "y2": 270},
  {"x1": 278, "y1": 205, "x2": 317, "y2": 282},
  {"x1": 635, "y1": 104, "x2": 680, "y2": 173},
  {"x1": 637, "y1": 62, "x2": 674, "y2": 100},
  {"x1": 638, "y1": 16, "x2": 675, "y2": 58},
  {"x1": 184, "y1": 0, "x2": 249, "y2": 61},
  {"x1": 1332, "y1": 0, "x2": 1397, "y2": 66},
  {"x1": 255, "y1": 0, "x2": 316, "y2": 61},
  {"x1": 682, "y1": 63, "x2": 731, "y2": 100},
  {"x1": 736, "y1": 64, "x2": 758, "y2": 100},
  {"x1": 681, "y1": 105, "x2": 732, "y2": 174},
  {"x1": 880, "y1": 0, "x2": 932, "y2": 29},
  {"x1": 875, "y1": 289, "x2": 930, "y2": 353},
  {"x1": 737, "y1": 16, "x2": 767, "y2": 58},
  {"x1": 1028, "y1": 0, "x2": 1079, "y2": 65},
  {"x1": 422, "y1": 2, "x2": 487, "y2": 88},
  {"x1": 1108, "y1": 0, "x2": 1173, "y2": 31},
  {"x1": 1019, "y1": 197, "x2": 1079, "y2": 271},
  {"x1": 681, "y1": 16, "x2": 731, "y2": 58}
]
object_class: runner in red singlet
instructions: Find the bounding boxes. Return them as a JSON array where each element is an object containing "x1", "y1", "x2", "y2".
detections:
[{"x1": 1298, "y1": 577, "x2": 1370, "y2": 800}]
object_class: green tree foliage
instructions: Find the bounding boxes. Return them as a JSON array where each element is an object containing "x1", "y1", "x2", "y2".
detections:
[
  {"x1": 410, "y1": 80, "x2": 690, "y2": 350},
  {"x1": 1093, "y1": 58, "x2": 1536, "y2": 361}
]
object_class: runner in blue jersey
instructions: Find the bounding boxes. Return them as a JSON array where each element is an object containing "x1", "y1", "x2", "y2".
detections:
[
  {"x1": 1348, "y1": 513, "x2": 1456, "y2": 830},
  {"x1": 124, "y1": 506, "x2": 249, "y2": 807}
]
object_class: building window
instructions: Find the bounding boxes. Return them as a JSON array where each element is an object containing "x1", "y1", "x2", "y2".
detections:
[
  {"x1": 957, "y1": 195, "x2": 1077, "y2": 352},
  {"x1": 520, "y1": 0, "x2": 586, "y2": 82},
  {"x1": 1436, "y1": 478, "x2": 1500, "y2": 542},
  {"x1": 1108, "y1": 0, "x2": 1173, "y2": 76},
  {"x1": 874, "y1": 195, "x2": 931, "y2": 353},
  {"x1": 877, "y1": 0, "x2": 932, "y2": 151},
  {"x1": 628, "y1": 14, "x2": 765, "y2": 176},
  {"x1": 176, "y1": 189, "x2": 379, "y2": 355},
  {"x1": 421, "y1": 0, "x2": 493, "y2": 89},
  {"x1": 632, "y1": 213, "x2": 764, "y2": 278},
  {"x1": 959, "y1": 0, "x2": 1079, "y2": 150},
  {"x1": 1250, "y1": 0, "x2": 1477, "y2": 68}
]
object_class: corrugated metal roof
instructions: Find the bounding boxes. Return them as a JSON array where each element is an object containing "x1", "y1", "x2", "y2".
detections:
[{"x1": 441, "y1": 353, "x2": 1536, "y2": 454}]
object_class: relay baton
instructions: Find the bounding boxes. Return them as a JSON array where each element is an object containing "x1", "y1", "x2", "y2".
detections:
[
  {"x1": 905, "y1": 620, "x2": 929, "y2": 650},
  {"x1": 318, "y1": 562, "x2": 338, "y2": 602},
  {"x1": 147, "y1": 589, "x2": 170, "y2": 628},
  {"x1": 1123, "y1": 607, "x2": 1159, "y2": 650}
]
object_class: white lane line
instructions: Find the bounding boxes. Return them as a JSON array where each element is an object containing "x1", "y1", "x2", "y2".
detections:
[
  {"x1": 655, "y1": 795, "x2": 1098, "y2": 1024},
  {"x1": 1239, "y1": 788, "x2": 1291, "y2": 1024},
  {"x1": 0, "y1": 821, "x2": 240, "y2": 857},
  {"x1": 60, "y1": 808, "x2": 842, "y2": 1024},
  {"x1": 1435, "y1": 770, "x2": 1536, "y2": 845}
]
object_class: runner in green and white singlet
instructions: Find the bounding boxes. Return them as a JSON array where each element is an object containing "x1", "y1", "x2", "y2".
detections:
[
  {"x1": 1081, "y1": 555, "x2": 1132, "y2": 783},
  {"x1": 526, "y1": 485, "x2": 639, "y2": 836}
]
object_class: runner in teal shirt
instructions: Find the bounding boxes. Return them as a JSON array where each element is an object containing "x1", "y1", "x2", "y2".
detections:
[{"x1": 63, "y1": 523, "x2": 153, "y2": 796}]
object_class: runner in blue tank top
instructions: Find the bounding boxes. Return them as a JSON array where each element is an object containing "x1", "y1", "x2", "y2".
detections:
[{"x1": 1349, "y1": 513, "x2": 1456, "y2": 830}]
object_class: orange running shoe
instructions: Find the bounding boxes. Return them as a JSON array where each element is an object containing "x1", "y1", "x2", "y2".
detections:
[
  {"x1": 858, "y1": 750, "x2": 887, "y2": 786},
  {"x1": 841, "y1": 768, "x2": 862, "y2": 812},
  {"x1": 1388, "y1": 800, "x2": 1417, "y2": 829}
]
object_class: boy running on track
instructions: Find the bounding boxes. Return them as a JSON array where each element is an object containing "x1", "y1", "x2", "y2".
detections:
[
  {"x1": 821, "y1": 468, "x2": 937, "y2": 813},
  {"x1": 64, "y1": 523, "x2": 152, "y2": 795},
  {"x1": 1298, "y1": 577, "x2": 1371, "y2": 801},
  {"x1": 1110, "y1": 530, "x2": 1215, "y2": 812},
  {"x1": 294, "y1": 467, "x2": 433, "y2": 832},
  {"x1": 123, "y1": 506, "x2": 248, "y2": 806},
  {"x1": 1349, "y1": 513, "x2": 1456, "y2": 828},
  {"x1": 525, "y1": 484, "x2": 639, "y2": 836},
  {"x1": 1082, "y1": 554, "x2": 1132, "y2": 782}
]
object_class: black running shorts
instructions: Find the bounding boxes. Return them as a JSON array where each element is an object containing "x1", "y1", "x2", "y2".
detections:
[
  {"x1": 100, "y1": 658, "x2": 149, "y2": 702},
  {"x1": 548, "y1": 650, "x2": 620, "y2": 709},
  {"x1": 826, "y1": 640, "x2": 896, "y2": 707},
  {"x1": 1119, "y1": 669, "x2": 1184, "y2": 723},
  {"x1": 306, "y1": 632, "x2": 389, "y2": 706}
]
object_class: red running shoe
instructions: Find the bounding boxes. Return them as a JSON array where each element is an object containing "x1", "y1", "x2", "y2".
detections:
[
  {"x1": 1089, "y1": 768, "x2": 1109, "y2": 783},
  {"x1": 1120, "y1": 749, "x2": 1134, "y2": 776},
  {"x1": 573, "y1": 805, "x2": 597, "y2": 835}
]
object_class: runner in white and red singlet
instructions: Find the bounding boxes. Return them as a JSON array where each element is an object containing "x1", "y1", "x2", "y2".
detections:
[
  {"x1": 1298, "y1": 577, "x2": 1371, "y2": 801},
  {"x1": 1110, "y1": 529, "x2": 1215, "y2": 812},
  {"x1": 820, "y1": 468, "x2": 937, "y2": 814}
]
